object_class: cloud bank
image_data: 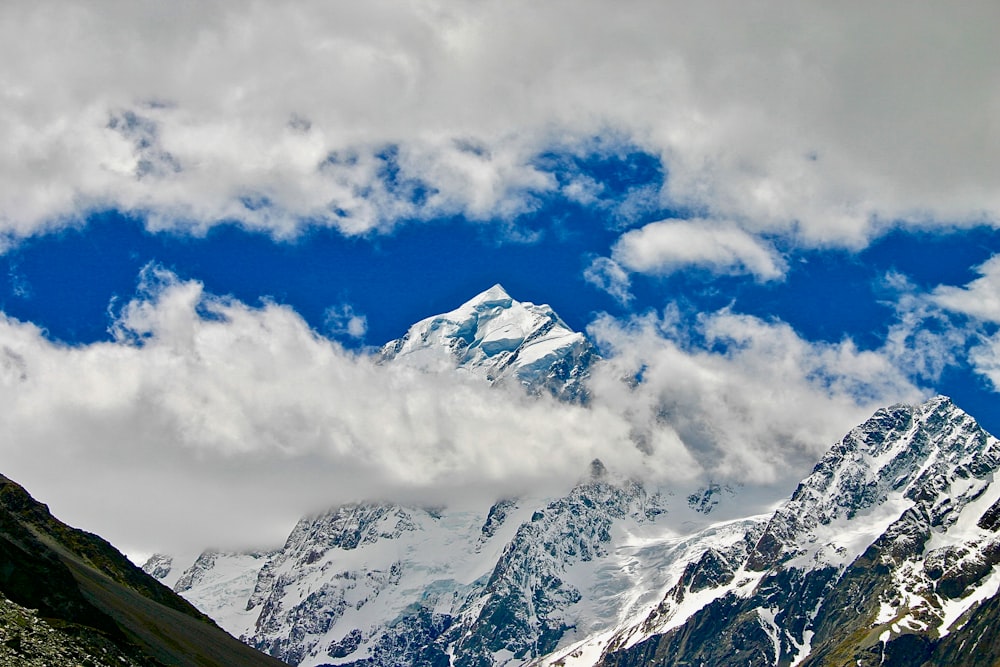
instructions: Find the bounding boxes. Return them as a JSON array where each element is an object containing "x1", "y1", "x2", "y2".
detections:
[
  {"x1": 1, "y1": 1, "x2": 998, "y2": 250},
  {"x1": 0, "y1": 269, "x2": 929, "y2": 555},
  {"x1": 587, "y1": 307, "x2": 925, "y2": 483}
]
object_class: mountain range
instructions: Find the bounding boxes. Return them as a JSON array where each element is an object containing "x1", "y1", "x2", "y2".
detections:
[
  {"x1": 137, "y1": 286, "x2": 1000, "y2": 667},
  {"x1": 4, "y1": 285, "x2": 1000, "y2": 666}
]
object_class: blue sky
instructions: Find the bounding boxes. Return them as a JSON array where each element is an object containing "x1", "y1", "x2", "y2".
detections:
[
  {"x1": 0, "y1": 1, "x2": 998, "y2": 557},
  {"x1": 4, "y1": 183, "x2": 997, "y2": 431}
]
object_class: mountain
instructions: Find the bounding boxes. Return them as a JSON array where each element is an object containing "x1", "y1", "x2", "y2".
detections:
[
  {"x1": 152, "y1": 396, "x2": 1000, "y2": 667},
  {"x1": 146, "y1": 467, "x2": 700, "y2": 667},
  {"x1": 0, "y1": 472, "x2": 288, "y2": 667},
  {"x1": 379, "y1": 284, "x2": 597, "y2": 402},
  {"x1": 141, "y1": 287, "x2": 1000, "y2": 667},
  {"x1": 594, "y1": 396, "x2": 1000, "y2": 667}
]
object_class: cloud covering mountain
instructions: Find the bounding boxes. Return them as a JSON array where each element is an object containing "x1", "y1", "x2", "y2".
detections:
[
  {"x1": 0, "y1": 1, "x2": 997, "y2": 570},
  {"x1": 0, "y1": 272, "x2": 925, "y2": 556}
]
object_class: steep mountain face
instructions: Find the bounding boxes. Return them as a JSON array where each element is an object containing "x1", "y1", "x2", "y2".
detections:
[
  {"x1": 0, "y1": 473, "x2": 288, "y2": 667},
  {"x1": 379, "y1": 284, "x2": 597, "y2": 402},
  {"x1": 597, "y1": 396, "x2": 1000, "y2": 667},
  {"x1": 150, "y1": 469, "x2": 687, "y2": 667}
]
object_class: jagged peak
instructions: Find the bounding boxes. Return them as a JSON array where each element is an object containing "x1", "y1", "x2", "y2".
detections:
[
  {"x1": 380, "y1": 283, "x2": 596, "y2": 402},
  {"x1": 917, "y1": 393, "x2": 959, "y2": 414}
]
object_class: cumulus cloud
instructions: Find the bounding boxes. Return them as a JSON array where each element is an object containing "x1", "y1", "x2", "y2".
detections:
[
  {"x1": 0, "y1": 268, "x2": 649, "y2": 555},
  {"x1": 0, "y1": 267, "x2": 929, "y2": 556},
  {"x1": 610, "y1": 218, "x2": 786, "y2": 281},
  {"x1": 0, "y1": 1, "x2": 998, "y2": 244}
]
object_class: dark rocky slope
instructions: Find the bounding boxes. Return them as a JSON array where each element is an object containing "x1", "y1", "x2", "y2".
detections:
[
  {"x1": 0, "y1": 472, "x2": 288, "y2": 667},
  {"x1": 600, "y1": 397, "x2": 1000, "y2": 667}
]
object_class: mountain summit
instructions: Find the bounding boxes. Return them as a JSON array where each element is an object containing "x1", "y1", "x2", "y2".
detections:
[
  {"x1": 595, "y1": 396, "x2": 1000, "y2": 667},
  {"x1": 380, "y1": 284, "x2": 597, "y2": 401}
]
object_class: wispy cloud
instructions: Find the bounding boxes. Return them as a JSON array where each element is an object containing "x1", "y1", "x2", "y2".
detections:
[
  {"x1": 930, "y1": 255, "x2": 1000, "y2": 324},
  {"x1": 324, "y1": 303, "x2": 368, "y2": 340},
  {"x1": 925, "y1": 255, "x2": 1000, "y2": 390},
  {"x1": 583, "y1": 256, "x2": 632, "y2": 305}
]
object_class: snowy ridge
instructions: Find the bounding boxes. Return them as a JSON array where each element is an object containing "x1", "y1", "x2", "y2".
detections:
[
  {"x1": 379, "y1": 284, "x2": 596, "y2": 401},
  {"x1": 148, "y1": 470, "x2": 700, "y2": 667},
  {"x1": 534, "y1": 514, "x2": 770, "y2": 667},
  {"x1": 597, "y1": 396, "x2": 1000, "y2": 667}
]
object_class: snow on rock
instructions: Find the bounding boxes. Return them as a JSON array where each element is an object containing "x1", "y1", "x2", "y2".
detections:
[
  {"x1": 379, "y1": 284, "x2": 597, "y2": 402},
  {"x1": 146, "y1": 289, "x2": 1000, "y2": 667},
  {"x1": 597, "y1": 396, "x2": 1000, "y2": 667}
]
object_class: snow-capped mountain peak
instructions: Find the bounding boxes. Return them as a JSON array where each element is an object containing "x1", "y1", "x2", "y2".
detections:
[
  {"x1": 380, "y1": 284, "x2": 597, "y2": 401},
  {"x1": 595, "y1": 396, "x2": 1000, "y2": 667},
  {"x1": 142, "y1": 285, "x2": 1000, "y2": 667},
  {"x1": 464, "y1": 282, "x2": 515, "y2": 309}
]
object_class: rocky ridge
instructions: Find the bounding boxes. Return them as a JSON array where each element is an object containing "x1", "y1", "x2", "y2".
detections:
[
  {"x1": 594, "y1": 396, "x2": 1000, "y2": 667},
  {"x1": 0, "y1": 472, "x2": 289, "y2": 667}
]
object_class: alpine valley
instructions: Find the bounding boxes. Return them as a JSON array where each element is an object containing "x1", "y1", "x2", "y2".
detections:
[{"x1": 133, "y1": 285, "x2": 1000, "y2": 667}]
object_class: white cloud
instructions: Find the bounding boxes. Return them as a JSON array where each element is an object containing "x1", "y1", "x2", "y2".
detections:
[
  {"x1": 925, "y1": 256, "x2": 1000, "y2": 390},
  {"x1": 931, "y1": 255, "x2": 1000, "y2": 324},
  {"x1": 610, "y1": 218, "x2": 786, "y2": 281},
  {"x1": 881, "y1": 288, "x2": 970, "y2": 384},
  {"x1": 0, "y1": 1, "x2": 998, "y2": 244},
  {"x1": 587, "y1": 307, "x2": 926, "y2": 483},
  {"x1": 0, "y1": 268, "x2": 929, "y2": 555},
  {"x1": 970, "y1": 334, "x2": 1000, "y2": 391},
  {"x1": 324, "y1": 303, "x2": 368, "y2": 339},
  {"x1": 583, "y1": 257, "x2": 632, "y2": 304}
]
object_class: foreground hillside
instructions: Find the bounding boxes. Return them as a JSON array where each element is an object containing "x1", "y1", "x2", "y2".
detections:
[{"x1": 0, "y1": 473, "x2": 288, "y2": 667}]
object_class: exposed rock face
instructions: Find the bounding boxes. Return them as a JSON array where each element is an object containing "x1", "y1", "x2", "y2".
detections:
[
  {"x1": 0, "y1": 473, "x2": 288, "y2": 667},
  {"x1": 599, "y1": 397, "x2": 1000, "y2": 667},
  {"x1": 0, "y1": 592, "x2": 147, "y2": 667}
]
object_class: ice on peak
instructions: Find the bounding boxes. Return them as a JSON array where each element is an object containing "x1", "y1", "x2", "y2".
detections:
[
  {"x1": 381, "y1": 284, "x2": 597, "y2": 401},
  {"x1": 463, "y1": 283, "x2": 514, "y2": 310}
]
